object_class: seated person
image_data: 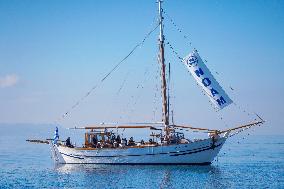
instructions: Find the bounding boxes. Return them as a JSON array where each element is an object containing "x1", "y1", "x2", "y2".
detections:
[
  {"x1": 105, "y1": 139, "x2": 111, "y2": 148},
  {"x1": 119, "y1": 138, "x2": 127, "y2": 147},
  {"x1": 113, "y1": 141, "x2": 118, "y2": 148},
  {"x1": 66, "y1": 137, "x2": 74, "y2": 148},
  {"x1": 128, "y1": 137, "x2": 135, "y2": 146},
  {"x1": 116, "y1": 135, "x2": 121, "y2": 144},
  {"x1": 92, "y1": 136, "x2": 98, "y2": 146},
  {"x1": 111, "y1": 134, "x2": 116, "y2": 143},
  {"x1": 149, "y1": 138, "x2": 153, "y2": 144},
  {"x1": 123, "y1": 138, "x2": 127, "y2": 146},
  {"x1": 96, "y1": 142, "x2": 101, "y2": 148}
]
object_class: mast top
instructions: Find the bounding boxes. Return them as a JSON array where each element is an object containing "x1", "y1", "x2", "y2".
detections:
[{"x1": 158, "y1": 0, "x2": 164, "y2": 42}]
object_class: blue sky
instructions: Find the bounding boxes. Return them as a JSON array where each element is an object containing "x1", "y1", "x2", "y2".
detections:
[{"x1": 0, "y1": 0, "x2": 283, "y2": 135}]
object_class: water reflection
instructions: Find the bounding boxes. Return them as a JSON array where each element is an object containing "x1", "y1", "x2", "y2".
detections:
[
  {"x1": 55, "y1": 164, "x2": 220, "y2": 174},
  {"x1": 54, "y1": 164, "x2": 226, "y2": 189},
  {"x1": 159, "y1": 169, "x2": 171, "y2": 189},
  {"x1": 56, "y1": 163, "x2": 220, "y2": 173},
  {"x1": 55, "y1": 164, "x2": 129, "y2": 174},
  {"x1": 1, "y1": 124, "x2": 283, "y2": 188}
]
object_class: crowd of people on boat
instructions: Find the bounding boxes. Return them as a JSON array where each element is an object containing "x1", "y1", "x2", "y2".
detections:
[
  {"x1": 89, "y1": 133, "x2": 155, "y2": 148},
  {"x1": 64, "y1": 131, "x2": 195, "y2": 148},
  {"x1": 64, "y1": 129, "x2": 218, "y2": 148}
]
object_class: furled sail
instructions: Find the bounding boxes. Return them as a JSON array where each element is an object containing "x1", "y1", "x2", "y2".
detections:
[{"x1": 183, "y1": 49, "x2": 233, "y2": 110}]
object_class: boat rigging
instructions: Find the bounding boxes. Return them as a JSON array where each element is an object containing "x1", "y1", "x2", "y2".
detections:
[{"x1": 28, "y1": 0, "x2": 265, "y2": 165}]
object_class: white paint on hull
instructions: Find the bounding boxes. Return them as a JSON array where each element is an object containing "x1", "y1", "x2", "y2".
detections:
[{"x1": 51, "y1": 137, "x2": 226, "y2": 165}]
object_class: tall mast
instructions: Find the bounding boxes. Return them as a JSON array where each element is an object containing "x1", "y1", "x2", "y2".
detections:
[{"x1": 158, "y1": 0, "x2": 169, "y2": 128}]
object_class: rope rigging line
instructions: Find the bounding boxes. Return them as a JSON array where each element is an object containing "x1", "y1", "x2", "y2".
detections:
[
  {"x1": 55, "y1": 21, "x2": 161, "y2": 124},
  {"x1": 165, "y1": 40, "x2": 218, "y2": 111},
  {"x1": 164, "y1": 10, "x2": 259, "y2": 123},
  {"x1": 164, "y1": 39, "x2": 184, "y2": 61},
  {"x1": 165, "y1": 38, "x2": 261, "y2": 131},
  {"x1": 152, "y1": 59, "x2": 161, "y2": 122},
  {"x1": 116, "y1": 71, "x2": 131, "y2": 96},
  {"x1": 163, "y1": 9, "x2": 193, "y2": 48},
  {"x1": 123, "y1": 63, "x2": 156, "y2": 122}
]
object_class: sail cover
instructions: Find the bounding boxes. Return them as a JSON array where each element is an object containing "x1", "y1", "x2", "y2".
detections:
[{"x1": 183, "y1": 49, "x2": 233, "y2": 110}]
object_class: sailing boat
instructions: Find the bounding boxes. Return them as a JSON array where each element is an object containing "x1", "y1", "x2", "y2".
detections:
[{"x1": 49, "y1": 0, "x2": 264, "y2": 165}]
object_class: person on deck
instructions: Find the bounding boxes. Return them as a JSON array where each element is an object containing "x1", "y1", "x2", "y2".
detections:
[
  {"x1": 209, "y1": 130, "x2": 220, "y2": 148},
  {"x1": 66, "y1": 137, "x2": 74, "y2": 148},
  {"x1": 116, "y1": 135, "x2": 121, "y2": 144},
  {"x1": 121, "y1": 138, "x2": 127, "y2": 146},
  {"x1": 92, "y1": 136, "x2": 98, "y2": 147},
  {"x1": 128, "y1": 137, "x2": 135, "y2": 146}
]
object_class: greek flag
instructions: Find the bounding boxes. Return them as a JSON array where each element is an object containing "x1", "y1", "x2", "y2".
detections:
[{"x1": 53, "y1": 127, "x2": 59, "y2": 144}]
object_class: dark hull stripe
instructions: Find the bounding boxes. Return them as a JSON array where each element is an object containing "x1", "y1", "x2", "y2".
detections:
[
  {"x1": 82, "y1": 144, "x2": 216, "y2": 158},
  {"x1": 170, "y1": 143, "x2": 222, "y2": 156},
  {"x1": 61, "y1": 152, "x2": 85, "y2": 159},
  {"x1": 59, "y1": 162, "x2": 212, "y2": 165}
]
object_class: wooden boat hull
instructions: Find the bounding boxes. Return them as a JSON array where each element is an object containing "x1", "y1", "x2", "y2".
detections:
[{"x1": 50, "y1": 137, "x2": 226, "y2": 165}]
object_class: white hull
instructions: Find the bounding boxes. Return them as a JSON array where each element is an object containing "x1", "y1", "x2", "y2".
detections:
[{"x1": 50, "y1": 137, "x2": 226, "y2": 165}]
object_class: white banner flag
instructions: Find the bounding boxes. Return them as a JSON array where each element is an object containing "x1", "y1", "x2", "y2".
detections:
[{"x1": 183, "y1": 50, "x2": 233, "y2": 110}]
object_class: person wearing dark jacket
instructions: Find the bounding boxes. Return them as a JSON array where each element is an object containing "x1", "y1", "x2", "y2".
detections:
[{"x1": 66, "y1": 137, "x2": 74, "y2": 148}]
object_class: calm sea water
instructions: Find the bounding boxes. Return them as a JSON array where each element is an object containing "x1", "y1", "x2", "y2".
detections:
[{"x1": 0, "y1": 124, "x2": 283, "y2": 189}]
